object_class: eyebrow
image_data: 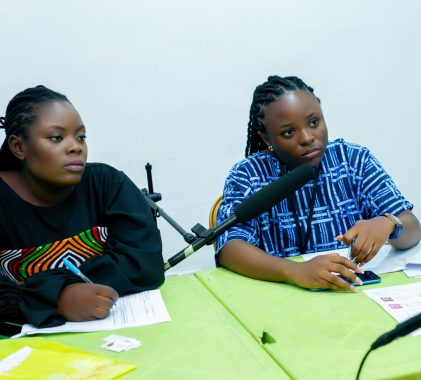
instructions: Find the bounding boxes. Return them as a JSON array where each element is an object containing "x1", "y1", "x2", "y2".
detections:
[
  {"x1": 47, "y1": 125, "x2": 86, "y2": 131},
  {"x1": 277, "y1": 112, "x2": 320, "y2": 130},
  {"x1": 279, "y1": 123, "x2": 293, "y2": 130}
]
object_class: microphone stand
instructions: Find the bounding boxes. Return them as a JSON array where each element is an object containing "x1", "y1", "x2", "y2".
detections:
[
  {"x1": 142, "y1": 163, "x2": 206, "y2": 245},
  {"x1": 144, "y1": 163, "x2": 161, "y2": 220},
  {"x1": 144, "y1": 162, "x2": 316, "y2": 272}
]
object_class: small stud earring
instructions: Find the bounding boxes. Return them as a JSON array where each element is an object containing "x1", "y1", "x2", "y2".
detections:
[{"x1": 269, "y1": 146, "x2": 273, "y2": 152}]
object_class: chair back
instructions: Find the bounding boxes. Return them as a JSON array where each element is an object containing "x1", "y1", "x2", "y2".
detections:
[{"x1": 209, "y1": 195, "x2": 223, "y2": 229}]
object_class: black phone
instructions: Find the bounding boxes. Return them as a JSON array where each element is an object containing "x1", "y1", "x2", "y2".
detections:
[
  {"x1": 310, "y1": 270, "x2": 381, "y2": 291},
  {"x1": 340, "y1": 270, "x2": 381, "y2": 286}
]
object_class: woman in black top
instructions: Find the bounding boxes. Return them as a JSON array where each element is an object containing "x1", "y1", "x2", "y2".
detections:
[{"x1": 0, "y1": 85, "x2": 164, "y2": 335}]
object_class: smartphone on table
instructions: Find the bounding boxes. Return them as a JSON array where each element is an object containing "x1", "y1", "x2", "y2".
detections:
[
  {"x1": 340, "y1": 270, "x2": 381, "y2": 286},
  {"x1": 310, "y1": 270, "x2": 381, "y2": 291}
]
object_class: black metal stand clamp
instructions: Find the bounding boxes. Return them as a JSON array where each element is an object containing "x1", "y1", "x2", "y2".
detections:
[{"x1": 142, "y1": 163, "x2": 197, "y2": 244}]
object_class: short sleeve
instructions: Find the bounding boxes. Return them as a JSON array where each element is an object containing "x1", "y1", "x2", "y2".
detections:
[
  {"x1": 215, "y1": 165, "x2": 261, "y2": 255},
  {"x1": 358, "y1": 150, "x2": 413, "y2": 218}
]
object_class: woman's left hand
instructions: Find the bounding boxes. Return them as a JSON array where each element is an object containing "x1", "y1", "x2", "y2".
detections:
[{"x1": 338, "y1": 217, "x2": 395, "y2": 264}]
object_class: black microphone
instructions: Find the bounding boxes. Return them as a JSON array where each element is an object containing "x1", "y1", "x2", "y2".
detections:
[
  {"x1": 356, "y1": 311, "x2": 421, "y2": 380},
  {"x1": 164, "y1": 164, "x2": 317, "y2": 270},
  {"x1": 371, "y1": 312, "x2": 421, "y2": 350}
]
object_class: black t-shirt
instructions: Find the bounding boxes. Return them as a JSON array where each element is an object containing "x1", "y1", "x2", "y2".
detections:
[{"x1": 0, "y1": 163, "x2": 164, "y2": 333}]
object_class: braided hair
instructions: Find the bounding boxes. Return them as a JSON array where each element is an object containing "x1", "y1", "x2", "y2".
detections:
[
  {"x1": 245, "y1": 75, "x2": 320, "y2": 157},
  {"x1": 0, "y1": 85, "x2": 70, "y2": 170}
]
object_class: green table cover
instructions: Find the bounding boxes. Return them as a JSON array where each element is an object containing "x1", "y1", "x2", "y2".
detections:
[
  {"x1": 46, "y1": 274, "x2": 290, "y2": 379},
  {"x1": 195, "y1": 268, "x2": 421, "y2": 380}
]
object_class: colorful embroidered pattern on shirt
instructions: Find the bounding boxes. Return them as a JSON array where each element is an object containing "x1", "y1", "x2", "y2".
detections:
[{"x1": 0, "y1": 226, "x2": 108, "y2": 283}]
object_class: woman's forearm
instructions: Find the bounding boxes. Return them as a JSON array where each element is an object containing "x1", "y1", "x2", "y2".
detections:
[
  {"x1": 219, "y1": 240, "x2": 296, "y2": 282},
  {"x1": 390, "y1": 210, "x2": 421, "y2": 250}
]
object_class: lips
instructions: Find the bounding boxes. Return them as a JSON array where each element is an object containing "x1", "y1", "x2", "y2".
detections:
[
  {"x1": 64, "y1": 160, "x2": 85, "y2": 172},
  {"x1": 301, "y1": 148, "x2": 321, "y2": 160}
]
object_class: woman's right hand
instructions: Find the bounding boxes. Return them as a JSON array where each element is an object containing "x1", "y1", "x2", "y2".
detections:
[
  {"x1": 57, "y1": 283, "x2": 119, "y2": 321},
  {"x1": 289, "y1": 253, "x2": 363, "y2": 291}
]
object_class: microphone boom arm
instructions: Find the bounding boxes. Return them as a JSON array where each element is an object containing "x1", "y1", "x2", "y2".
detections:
[
  {"x1": 164, "y1": 163, "x2": 317, "y2": 271},
  {"x1": 164, "y1": 216, "x2": 238, "y2": 271},
  {"x1": 142, "y1": 163, "x2": 196, "y2": 244},
  {"x1": 141, "y1": 188, "x2": 197, "y2": 244}
]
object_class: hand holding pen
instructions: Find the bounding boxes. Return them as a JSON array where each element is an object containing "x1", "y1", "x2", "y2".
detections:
[
  {"x1": 347, "y1": 238, "x2": 357, "y2": 263},
  {"x1": 337, "y1": 217, "x2": 395, "y2": 264},
  {"x1": 57, "y1": 257, "x2": 118, "y2": 322},
  {"x1": 63, "y1": 257, "x2": 94, "y2": 283},
  {"x1": 337, "y1": 235, "x2": 357, "y2": 262}
]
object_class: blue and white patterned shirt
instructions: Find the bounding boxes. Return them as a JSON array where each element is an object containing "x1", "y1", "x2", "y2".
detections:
[{"x1": 216, "y1": 139, "x2": 413, "y2": 257}]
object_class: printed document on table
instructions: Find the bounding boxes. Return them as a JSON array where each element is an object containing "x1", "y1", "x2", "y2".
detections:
[
  {"x1": 13, "y1": 289, "x2": 171, "y2": 338},
  {"x1": 301, "y1": 242, "x2": 421, "y2": 274},
  {"x1": 363, "y1": 282, "x2": 421, "y2": 336}
]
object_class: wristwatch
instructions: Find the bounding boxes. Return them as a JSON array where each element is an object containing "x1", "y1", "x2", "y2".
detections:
[{"x1": 383, "y1": 213, "x2": 404, "y2": 240}]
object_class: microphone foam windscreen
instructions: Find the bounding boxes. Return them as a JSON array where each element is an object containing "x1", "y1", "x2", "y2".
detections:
[{"x1": 234, "y1": 164, "x2": 317, "y2": 223}]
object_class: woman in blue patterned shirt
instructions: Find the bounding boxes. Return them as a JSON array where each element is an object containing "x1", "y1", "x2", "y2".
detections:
[{"x1": 216, "y1": 75, "x2": 421, "y2": 291}]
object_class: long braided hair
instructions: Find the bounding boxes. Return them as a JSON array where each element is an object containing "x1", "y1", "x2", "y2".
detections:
[
  {"x1": 0, "y1": 85, "x2": 70, "y2": 170},
  {"x1": 245, "y1": 75, "x2": 319, "y2": 157}
]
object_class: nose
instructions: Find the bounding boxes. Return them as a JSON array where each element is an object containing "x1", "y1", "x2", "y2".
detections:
[
  {"x1": 67, "y1": 138, "x2": 84, "y2": 154},
  {"x1": 298, "y1": 128, "x2": 315, "y2": 146}
]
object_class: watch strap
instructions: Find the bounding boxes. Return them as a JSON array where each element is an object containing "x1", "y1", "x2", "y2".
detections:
[{"x1": 383, "y1": 213, "x2": 404, "y2": 240}]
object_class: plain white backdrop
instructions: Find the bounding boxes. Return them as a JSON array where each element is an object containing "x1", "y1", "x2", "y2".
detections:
[{"x1": 1, "y1": 0, "x2": 420, "y2": 274}]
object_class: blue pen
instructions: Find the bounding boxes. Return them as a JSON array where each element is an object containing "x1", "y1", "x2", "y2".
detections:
[
  {"x1": 63, "y1": 257, "x2": 117, "y2": 310},
  {"x1": 63, "y1": 257, "x2": 93, "y2": 284}
]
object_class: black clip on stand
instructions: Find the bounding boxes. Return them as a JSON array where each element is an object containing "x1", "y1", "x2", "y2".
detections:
[{"x1": 141, "y1": 163, "x2": 204, "y2": 246}]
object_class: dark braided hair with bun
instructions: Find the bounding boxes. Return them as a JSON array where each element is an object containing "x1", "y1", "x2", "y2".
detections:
[
  {"x1": 0, "y1": 85, "x2": 70, "y2": 170},
  {"x1": 245, "y1": 75, "x2": 320, "y2": 157}
]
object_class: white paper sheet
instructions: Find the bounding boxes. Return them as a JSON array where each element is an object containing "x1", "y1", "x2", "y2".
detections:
[
  {"x1": 364, "y1": 282, "x2": 421, "y2": 336},
  {"x1": 13, "y1": 289, "x2": 171, "y2": 338},
  {"x1": 301, "y1": 242, "x2": 421, "y2": 274},
  {"x1": 403, "y1": 254, "x2": 421, "y2": 278}
]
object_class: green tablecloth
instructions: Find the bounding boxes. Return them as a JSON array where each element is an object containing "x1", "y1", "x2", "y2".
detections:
[
  {"x1": 46, "y1": 274, "x2": 289, "y2": 380},
  {"x1": 195, "y1": 268, "x2": 421, "y2": 380},
  {"x1": 6, "y1": 268, "x2": 421, "y2": 379}
]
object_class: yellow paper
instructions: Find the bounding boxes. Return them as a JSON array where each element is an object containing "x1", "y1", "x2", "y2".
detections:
[{"x1": 0, "y1": 337, "x2": 136, "y2": 379}]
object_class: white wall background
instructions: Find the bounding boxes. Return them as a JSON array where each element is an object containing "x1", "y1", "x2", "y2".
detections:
[{"x1": 1, "y1": 0, "x2": 420, "y2": 275}]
